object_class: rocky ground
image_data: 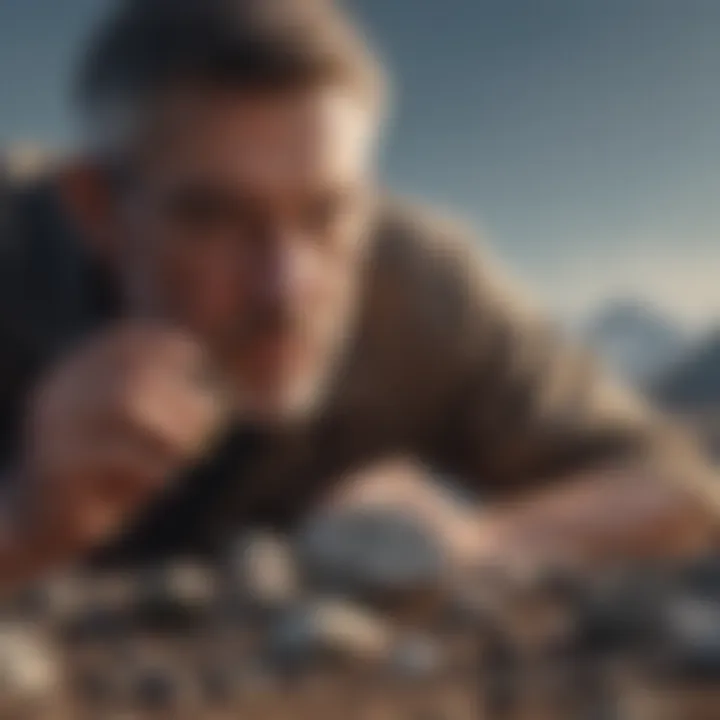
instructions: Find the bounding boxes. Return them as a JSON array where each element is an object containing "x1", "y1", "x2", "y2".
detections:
[{"x1": 0, "y1": 508, "x2": 719, "y2": 719}]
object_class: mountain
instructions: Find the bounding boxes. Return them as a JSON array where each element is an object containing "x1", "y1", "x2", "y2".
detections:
[
  {"x1": 654, "y1": 329, "x2": 720, "y2": 411},
  {"x1": 0, "y1": 144, "x2": 55, "y2": 184},
  {"x1": 580, "y1": 299, "x2": 688, "y2": 386}
]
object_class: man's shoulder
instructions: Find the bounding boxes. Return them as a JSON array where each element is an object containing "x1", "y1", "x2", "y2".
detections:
[
  {"x1": 366, "y1": 196, "x2": 502, "y2": 333},
  {"x1": 372, "y1": 195, "x2": 479, "y2": 262},
  {"x1": 332, "y1": 198, "x2": 491, "y2": 411},
  {"x1": 371, "y1": 196, "x2": 540, "y2": 328},
  {"x1": 370, "y1": 195, "x2": 512, "y2": 297}
]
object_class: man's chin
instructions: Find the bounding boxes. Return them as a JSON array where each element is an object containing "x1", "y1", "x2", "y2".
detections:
[{"x1": 242, "y1": 376, "x2": 328, "y2": 426}]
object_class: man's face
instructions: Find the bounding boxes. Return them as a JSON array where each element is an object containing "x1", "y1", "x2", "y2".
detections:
[{"x1": 113, "y1": 85, "x2": 378, "y2": 423}]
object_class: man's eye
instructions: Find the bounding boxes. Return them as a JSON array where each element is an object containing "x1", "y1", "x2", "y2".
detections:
[
  {"x1": 160, "y1": 189, "x2": 235, "y2": 233},
  {"x1": 174, "y1": 197, "x2": 229, "y2": 228}
]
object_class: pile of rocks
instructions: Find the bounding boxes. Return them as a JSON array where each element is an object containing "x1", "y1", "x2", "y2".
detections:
[{"x1": 0, "y1": 508, "x2": 719, "y2": 719}]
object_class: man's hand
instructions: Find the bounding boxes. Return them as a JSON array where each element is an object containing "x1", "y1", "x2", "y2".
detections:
[
  {"x1": 319, "y1": 458, "x2": 718, "y2": 582},
  {"x1": 2, "y1": 323, "x2": 230, "y2": 584}
]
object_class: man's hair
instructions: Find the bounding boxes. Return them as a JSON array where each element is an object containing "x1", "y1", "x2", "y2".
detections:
[{"x1": 76, "y1": 0, "x2": 386, "y2": 150}]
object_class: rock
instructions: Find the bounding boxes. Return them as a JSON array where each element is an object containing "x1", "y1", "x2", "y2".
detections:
[
  {"x1": 227, "y1": 531, "x2": 300, "y2": 614},
  {"x1": 199, "y1": 659, "x2": 278, "y2": 705},
  {"x1": 296, "y1": 508, "x2": 446, "y2": 604},
  {"x1": 199, "y1": 662, "x2": 238, "y2": 706},
  {"x1": 133, "y1": 669, "x2": 178, "y2": 710},
  {"x1": 63, "y1": 605, "x2": 127, "y2": 644},
  {"x1": 0, "y1": 625, "x2": 60, "y2": 704},
  {"x1": 659, "y1": 597, "x2": 720, "y2": 681},
  {"x1": 62, "y1": 571, "x2": 138, "y2": 642},
  {"x1": 135, "y1": 562, "x2": 218, "y2": 630},
  {"x1": 267, "y1": 600, "x2": 394, "y2": 672},
  {"x1": 388, "y1": 634, "x2": 443, "y2": 679},
  {"x1": 6, "y1": 574, "x2": 88, "y2": 625},
  {"x1": 581, "y1": 584, "x2": 662, "y2": 657},
  {"x1": 75, "y1": 665, "x2": 122, "y2": 707},
  {"x1": 129, "y1": 663, "x2": 196, "y2": 712},
  {"x1": 676, "y1": 555, "x2": 720, "y2": 597}
]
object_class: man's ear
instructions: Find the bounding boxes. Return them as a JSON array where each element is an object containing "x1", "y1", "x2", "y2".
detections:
[{"x1": 57, "y1": 158, "x2": 120, "y2": 264}]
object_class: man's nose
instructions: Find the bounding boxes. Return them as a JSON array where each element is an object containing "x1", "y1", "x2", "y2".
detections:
[{"x1": 249, "y1": 232, "x2": 312, "y2": 308}]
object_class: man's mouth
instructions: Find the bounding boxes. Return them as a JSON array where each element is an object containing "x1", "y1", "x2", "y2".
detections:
[{"x1": 241, "y1": 335, "x2": 317, "y2": 379}]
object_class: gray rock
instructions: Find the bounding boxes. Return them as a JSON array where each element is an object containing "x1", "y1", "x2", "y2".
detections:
[
  {"x1": 388, "y1": 634, "x2": 444, "y2": 679},
  {"x1": 129, "y1": 663, "x2": 196, "y2": 711},
  {"x1": 76, "y1": 665, "x2": 123, "y2": 707},
  {"x1": 267, "y1": 600, "x2": 393, "y2": 672},
  {"x1": 199, "y1": 658, "x2": 279, "y2": 704},
  {"x1": 199, "y1": 663, "x2": 238, "y2": 706},
  {"x1": 63, "y1": 605, "x2": 127, "y2": 644},
  {"x1": 8, "y1": 573, "x2": 88, "y2": 624},
  {"x1": 660, "y1": 597, "x2": 720, "y2": 680},
  {"x1": 135, "y1": 562, "x2": 218, "y2": 629},
  {"x1": 296, "y1": 508, "x2": 446, "y2": 601}
]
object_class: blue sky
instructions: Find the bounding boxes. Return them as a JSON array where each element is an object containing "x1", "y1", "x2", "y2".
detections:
[{"x1": 1, "y1": 0, "x2": 719, "y2": 326}]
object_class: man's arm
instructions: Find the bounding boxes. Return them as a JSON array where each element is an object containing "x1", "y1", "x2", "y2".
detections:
[
  {"x1": 410, "y1": 215, "x2": 720, "y2": 571},
  {"x1": 0, "y1": 469, "x2": 79, "y2": 589},
  {"x1": 0, "y1": 322, "x2": 233, "y2": 593}
]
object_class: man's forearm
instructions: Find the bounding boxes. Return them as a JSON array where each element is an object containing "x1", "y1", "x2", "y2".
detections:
[
  {"x1": 477, "y1": 470, "x2": 720, "y2": 573},
  {"x1": 0, "y1": 469, "x2": 77, "y2": 592},
  {"x1": 320, "y1": 457, "x2": 720, "y2": 578}
]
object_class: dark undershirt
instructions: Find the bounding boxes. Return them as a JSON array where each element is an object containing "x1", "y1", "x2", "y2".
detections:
[{"x1": 88, "y1": 425, "x2": 265, "y2": 569}]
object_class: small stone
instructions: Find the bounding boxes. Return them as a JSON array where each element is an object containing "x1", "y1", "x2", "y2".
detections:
[
  {"x1": 199, "y1": 659, "x2": 278, "y2": 705},
  {"x1": 8, "y1": 573, "x2": 88, "y2": 624},
  {"x1": 660, "y1": 597, "x2": 720, "y2": 680},
  {"x1": 0, "y1": 625, "x2": 60, "y2": 703},
  {"x1": 227, "y1": 531, "x2": 299, "y2": 613},
  {"x1": 135, "y1": 562, "x2": 218, "y2": 630},
  {"x1": 296, "y1": 508, "x2": 446, "y2": 602},
  {"x1": 677, "y1": 554, "x2": 720, "y2": 596},
  {"x1": 267, "y1": 600, "x2": 393, "y2": 672},
  {"x1": 388, "y1": 635, "x2": 443, "y2": 679},
  {"x1": 199, "y1": 663, "x2": 237, "y2": 705},
  {"x1": 75, "y1": 666, "x2": 121, "y2": 706},
  {"x1": 63, "y1": 606, "x2": 126, "y2": 644},
  {"x1": 130, "y1": 665, "x2": 188, "y2": 711}
]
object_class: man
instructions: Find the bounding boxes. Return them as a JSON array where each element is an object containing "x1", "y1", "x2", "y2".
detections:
[{"x1": 0, "y1": 0, "x2": 717, "y2": 589}]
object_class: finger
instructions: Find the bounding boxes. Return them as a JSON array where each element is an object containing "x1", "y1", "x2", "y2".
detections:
[{"x1": 120, "y1": 371, "x2": 230, "y2": 459}]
